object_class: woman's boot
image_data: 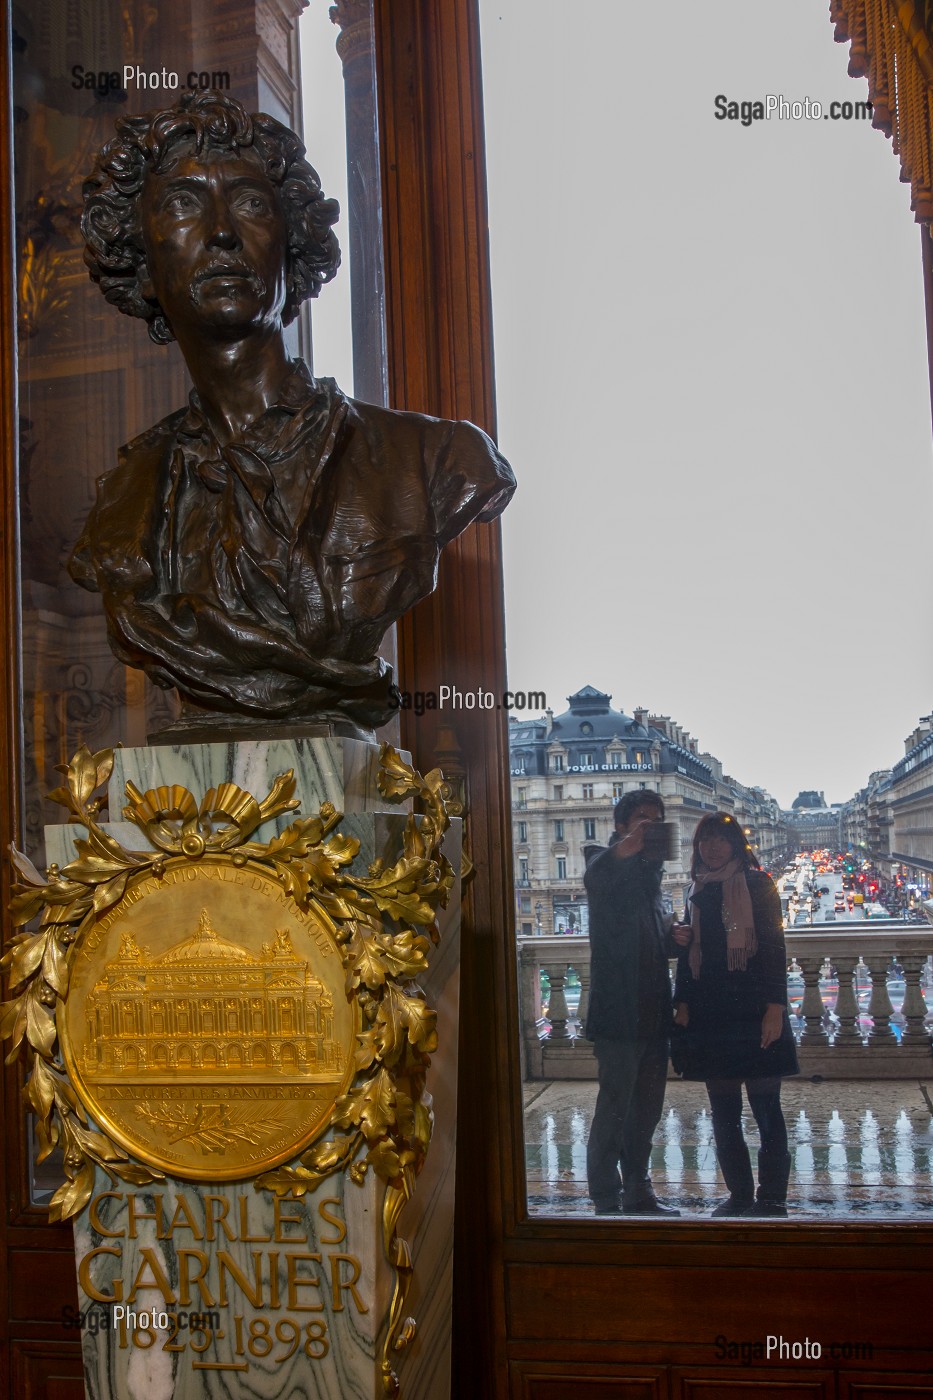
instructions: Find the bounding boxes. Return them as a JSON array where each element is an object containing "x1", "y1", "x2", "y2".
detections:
[
  {"x1": 708, "y1": 1093, "x2": 755, "y2": 1216},
  {"x1": 754, "y1": 1147, "x2": 791, "y2": 1217}
]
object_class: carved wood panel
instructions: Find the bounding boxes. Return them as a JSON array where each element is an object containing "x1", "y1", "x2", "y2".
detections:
[
  {"x1": 676, "y1": 1381, "x2": 829, "y2": 1399},
  {"x1": 10, "y1": 1341, "x2": 85, "y2": 1400},
  {"x1": 840, "y1": 1381, "x2": 933, "y2": 1398},
  {"x1": 511, "y1": 1363, "x2": 666, "y2": 1399}
]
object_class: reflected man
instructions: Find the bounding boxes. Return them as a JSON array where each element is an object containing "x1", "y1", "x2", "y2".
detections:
[
  {"x1": 71, "y1": 93, "x2": 514, "y2": 731},
  {"x1": 584, "y1": 792, "x2": 679, "y2": 1216}
]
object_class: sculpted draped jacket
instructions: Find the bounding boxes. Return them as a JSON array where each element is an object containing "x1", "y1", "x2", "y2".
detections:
[{"x1": 69, "y1": 363, "x2": 516, "y2": 724}]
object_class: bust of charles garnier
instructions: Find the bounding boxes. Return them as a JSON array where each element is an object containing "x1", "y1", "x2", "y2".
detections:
[{"x1": 70, "y1": 92, "x2": 515, "y2": 734}]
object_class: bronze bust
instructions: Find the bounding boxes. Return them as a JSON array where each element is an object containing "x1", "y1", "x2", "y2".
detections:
[{"x1": 71, "y1": 93, "x2": 514, "y2": 733}]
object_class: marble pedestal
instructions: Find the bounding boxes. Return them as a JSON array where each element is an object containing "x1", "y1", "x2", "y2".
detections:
[{"x1": 45, "y1": 737, "x2": 461, "y2": 1400}]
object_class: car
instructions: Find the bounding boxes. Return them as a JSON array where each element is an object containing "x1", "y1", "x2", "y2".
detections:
[{"x1": 823, "y1": 910, "x2": 836, "y2": 921}]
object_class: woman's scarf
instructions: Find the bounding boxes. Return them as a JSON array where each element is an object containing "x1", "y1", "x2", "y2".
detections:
[{"x1": 686, "y1": 857, "x2": 757, "y2": 977}]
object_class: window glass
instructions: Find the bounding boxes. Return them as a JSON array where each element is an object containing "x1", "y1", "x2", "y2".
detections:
[{"x1": 482, "y1": 0, "x2": 933, "y2": 1220}]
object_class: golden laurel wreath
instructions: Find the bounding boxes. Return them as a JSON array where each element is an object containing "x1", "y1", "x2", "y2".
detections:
[{"x1": 1, "y1": 741, "x2": 455, "y2": 1397}]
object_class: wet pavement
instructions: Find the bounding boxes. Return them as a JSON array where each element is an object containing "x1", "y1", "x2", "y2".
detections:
[{"x1": 523, "y1": 1078, "x2": 933, "y2": 1218}]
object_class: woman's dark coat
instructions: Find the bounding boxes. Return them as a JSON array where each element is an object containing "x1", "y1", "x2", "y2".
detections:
[{"x1": 671, "y1": 868, "x2": 799, "y2": 1081}]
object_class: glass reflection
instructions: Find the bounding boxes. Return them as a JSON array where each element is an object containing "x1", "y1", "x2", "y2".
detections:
[
  {"x1": 524, "y1": 1080, "x2": 933, "y2": 1218},
  {"x1": 480, "y1": 0, "x2": 933, "y2": 1219},
  {"x1": 11, "y1": 0, "x2": 377, "y2": 1205}
]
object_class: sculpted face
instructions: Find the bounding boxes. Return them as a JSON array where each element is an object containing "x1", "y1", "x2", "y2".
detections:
[{"x1": 139, "y1": 144, "x2": 288, "y2": 341}]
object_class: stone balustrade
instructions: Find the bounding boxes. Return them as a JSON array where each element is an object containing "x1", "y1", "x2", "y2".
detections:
[{"x1": 517, "y1": 924, "x2": 933, "y2": 1080}]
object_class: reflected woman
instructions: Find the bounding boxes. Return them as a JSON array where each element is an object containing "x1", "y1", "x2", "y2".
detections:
[{"x1": 671, "y1": 813, "x2": 798, "y2": 1217}]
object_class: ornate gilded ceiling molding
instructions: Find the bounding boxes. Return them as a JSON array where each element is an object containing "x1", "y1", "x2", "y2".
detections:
[{"x1": 831, "y1": 0, "x2": 933, "y2": 220}]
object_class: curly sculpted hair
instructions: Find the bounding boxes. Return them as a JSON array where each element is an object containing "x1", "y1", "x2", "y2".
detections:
[{"x1": 81, "y1": 92, "x2": 340, "y2": 344}]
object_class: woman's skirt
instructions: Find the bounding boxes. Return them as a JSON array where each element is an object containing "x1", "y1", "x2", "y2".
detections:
[{"x1": 670, "y1": 1007, "x2": 799, "y2": 1081}]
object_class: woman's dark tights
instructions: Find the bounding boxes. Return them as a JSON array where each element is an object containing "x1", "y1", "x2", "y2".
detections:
[{"x1": 705, "y1": 1076, "x2": 790, "y2": 1204}]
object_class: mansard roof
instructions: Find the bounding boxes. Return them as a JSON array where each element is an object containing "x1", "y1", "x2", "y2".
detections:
[{"x1": 551, "y1": 686, "x2": 649, "y2": 741}]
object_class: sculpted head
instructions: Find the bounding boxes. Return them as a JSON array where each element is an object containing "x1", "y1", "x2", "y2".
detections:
[{"x1": 82, "y1": 92, "x2": 340, "y2": 344}]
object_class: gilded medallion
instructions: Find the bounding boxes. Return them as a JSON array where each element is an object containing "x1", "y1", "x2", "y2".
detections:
[{"x1": 59, "y1": 856, "x2": 357, "y2": 1181}]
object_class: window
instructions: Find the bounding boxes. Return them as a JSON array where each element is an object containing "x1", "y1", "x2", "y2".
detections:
[
  {"x1": 520, "y1": 895, "x2": 532, "y2": 914},
  {"x1": 556, "y1": 857, "x2": 567, "y2": 880},
  {"x1": 584, "y1": 819, "x2": 596, "y2": 840},
  {"x1": 553, "y1": 784, "x2": 563, "y2": 800},
  {"x1": 518, "y1": 821, "x2": 527, "y2": 842},
  {"x1": 552, "y1": 754, "x2": 565, "y2": 772},
  {"x1": 580, "y1": 751, "x2": 593, "y2": 766},
  {"x1": 554, "y1": 820, "x2": 564, "y2": 840},
  {"x1": 582, "y1": 783, "x2": 594, "y2": 800},
  {"x1": 613, "y1": 782, "x2": 624, "y2": 799},
  {"x1": 517, "y1": 788, "x2": 527, "y2": 808},
  {"x1": 634, "y1": 750, "x2": 645, "y2": 765},
  {"x1": 519, "y1": 858, "x2": 529, "y2": 883},
  {"x1": 521, "y1": 922, "x2": 533, "y2": 936}
]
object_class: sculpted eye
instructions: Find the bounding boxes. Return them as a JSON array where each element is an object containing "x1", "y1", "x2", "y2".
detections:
[
  {"x1": 165, "y1": 190, "x2": 198, "y2": 213},
  {"x1": 239, "y1": 192, "x2": 270, "y2": 215}
]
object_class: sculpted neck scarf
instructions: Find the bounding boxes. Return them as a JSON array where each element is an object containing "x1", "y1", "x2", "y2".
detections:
[{"x1": 687, "y1": 857, "x2": 757, "y2": 978}]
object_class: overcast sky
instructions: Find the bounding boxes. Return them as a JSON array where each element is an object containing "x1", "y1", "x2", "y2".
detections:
[
  {"x1": 301, "y1": 1, "x2": 933, "y2": 809},
  {"x1": 479, "y1": 0, "x2": 933, "y2": 808}
]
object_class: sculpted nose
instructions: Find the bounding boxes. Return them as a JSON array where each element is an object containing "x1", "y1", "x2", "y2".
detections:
[{"x1": 205, "y1": 197, "x2": 242, "y2": 251}]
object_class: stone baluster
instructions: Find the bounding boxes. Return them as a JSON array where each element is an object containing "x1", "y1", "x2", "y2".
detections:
[
  {"x1": 575, "y1": 963, "x2": 591, "y2": 1039},
  {"x1": 518, "y1": 943, "x2": 545, "y2": 1076},
  {"x1": 899, "y1": 953, "x2": 931, "y2": 1044},
  {"x1": 864, "y1": 954, "x2": 898, "y2": 1046},
  {"x1": 543, "y1": 961, "x2": 572, "y2": 1041},
  {"x1": 797, "y1": 954, "x2": 830, "y2": 1046},
  {"x1": 830, "y1": 954, "x2": 863, "y2": 1045}
]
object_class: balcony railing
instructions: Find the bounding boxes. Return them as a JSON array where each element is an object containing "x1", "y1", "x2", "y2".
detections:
[{"x1": 517, "y1": 924, "x2": 933, "y2": 1081}]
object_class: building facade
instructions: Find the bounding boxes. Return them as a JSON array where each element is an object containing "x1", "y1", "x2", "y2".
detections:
[
  {"x1": 889, "y1": 715, "x2": 933, "y2": 898},
  {"x1": 509, "y1": 686, "x2": 787, "y2": 932}
]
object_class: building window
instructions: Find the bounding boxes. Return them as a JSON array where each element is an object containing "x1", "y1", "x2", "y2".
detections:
[
  {"x1": 514, "y1": 754, "x2": 526, "y2": 773},
  {"x1": 554, "y1": 819, "x2": 564, "y2": 840},
  {"x1": 580, "y1": 751, "x2": 593, "y2": 767},
  {"x1": 519, "y1": 858, "x2": 529, "y2": 882},
  {"x1": 521, "y1": 922, "x2": 533, "y2": 936},
  {"x1": 553, "y1": 784, "x2": 563, "y2": 800},
  {"x1": 520, "y1": 895, "x2": 532, "y2": 913},
  {"x1": 552, "y1": 754, "x2": 565, "y2": 772},
  {"x1": 613, "y1": 782, "x2": 624, "y2": 799},
  {"x1": 516, "y1": 787, "x2": 527, "y2": 808},
  {"x1": 584, "y1": 819, "x2": 596, "y2": 840},
  {"x1": 518, "y1": 821, "x2": 527, "y2": 842},
  {"x1": 582, "y1": 783, "x2": 594, "y2": 800},
  {"x1": 634, "y1": 750, "x2": 645, "y2": 765},
  {"x1": 556, "y1": 856, "x2": 567, "y2": 880}
]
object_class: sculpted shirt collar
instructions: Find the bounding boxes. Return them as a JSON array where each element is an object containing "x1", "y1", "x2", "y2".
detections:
[
  {"x1": 172, "y1": 360, "x2": 338, "y2": 541},
  {"x1": 176, "y1": 357, "x2": 326, "y2": 443}
]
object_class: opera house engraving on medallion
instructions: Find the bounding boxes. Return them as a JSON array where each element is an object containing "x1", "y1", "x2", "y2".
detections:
[
  {"x1": 83, "y1": 910, "x2": 341, "y2": 1080},
  {"x1": 59, "y1": 857, "x2": 358, "y2": 1181}
]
